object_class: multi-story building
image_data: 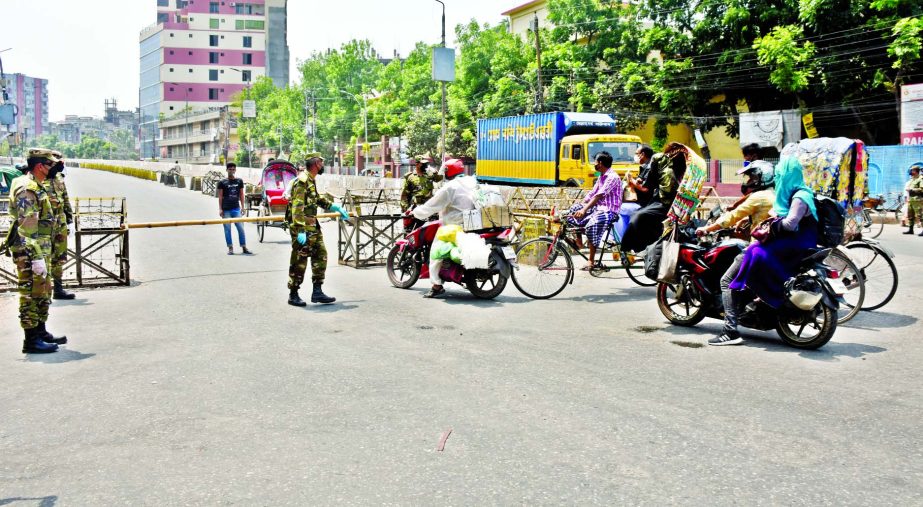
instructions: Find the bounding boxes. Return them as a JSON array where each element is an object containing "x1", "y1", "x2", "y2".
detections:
[
  {"x1": 159, "y1": 106, "x2": 239, "y2": 164},
  {"x1": 4, "y1": 73, "x2": 49, "y2": 142},
  {"x1": 139, "y1": 0, "x2": 289, "y2": 160}
]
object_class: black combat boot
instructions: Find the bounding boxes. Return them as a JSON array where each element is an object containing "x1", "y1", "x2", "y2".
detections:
[
  {"x1": 903, "y1": 224, "x2": 915, "y2": 234},
  {"x1": 39, "y1": 323, "x2": 67, "y2": 345},
  {"x1": 53, "y1": 279, "x2": 76, "y2": 300},
  {"x1": 288, "y1": 288, "x2": 307, "y2": 307},
  {"x1": 311, "y1": 283, "x2": 336, "y2": 304},
  {"x1": 22, "y1": 327, "x2": 58, "y2": 354}
]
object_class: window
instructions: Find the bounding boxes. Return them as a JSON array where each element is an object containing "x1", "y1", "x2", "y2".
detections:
[
  {"x1": 209, "y1": 18, "x2": 219, "y2": 29},
  {"x1": 169, "y1": 106, "x2": 175, "y2": 111},
  {"x1": 242, "y1": 53, "x2": 252, "y2": 65},
  {"x1": 189, "y1": 69, "x2": 193, "y2": 73},
  {"x1": 561, "y1": 144, "x2": 570, "y2": 159},
  {"x1": 209, "y1": 88, "x2": 219, "y2": 100},
  {"x1": 157, "y1": 0, "x2": 168, "y2": 5},
  {"x1": 243, "y1": 36, "x2": 252, "y2": 48},
  {"x1": 169, "y1": 87, "x2": 175, "y2": 92},
  {"x1": 209, "y1": 35, "x2": 219, "y2": 46},
  {"x1": 169, "y1": 68, "x2": 174, "y2": 72},
  {"x1": 209, "y1": 1, "x2": 219, "y2": 12},
  {"x1": 169, "y1": 33, "x2": 174, "y2": 37},
  {"x1": 572, "y1": 145, "x2": 582, "y2": 162},
  {"x1": 209, "y1": 52, "x2": 219, "y2": 64},
  {"x1": 169, "y1": 50, "x2": 174, "y2": 55},
  {"x1": 157, "y1": 12, "x2": 169, "y2": 23},
  {"x1": 241, "y1": 70, "x2": 251, "y2": 82},
  {"x1": 245, "y1": 20, "x2": 264, "y2": 30},
  {"x1": 209, "y1": 69, "x2": 219, "y2": 81}
]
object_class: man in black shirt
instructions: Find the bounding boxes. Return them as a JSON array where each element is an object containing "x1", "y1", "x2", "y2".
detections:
[{"x1": 217, "y1": 162, "x2": 252, "y2": 255}]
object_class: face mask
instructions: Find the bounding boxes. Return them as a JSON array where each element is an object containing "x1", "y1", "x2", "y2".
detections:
[
  {"x1": 633, "y1": 155, "x2": 641, "y2": 164},
  {"x1": 318, "y1": 166, "x2": 325, "y2": 175}
]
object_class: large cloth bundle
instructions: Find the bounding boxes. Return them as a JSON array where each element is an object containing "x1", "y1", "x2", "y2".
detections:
[{"x1": 667, "y1": 144, "x2": 708, "y2": 226}]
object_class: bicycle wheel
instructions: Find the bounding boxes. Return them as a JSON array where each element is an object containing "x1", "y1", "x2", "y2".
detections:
[
  {"x1": 624, "y1": 253, "x2": 657, "y2": 287},
  {"x1": 824, "y1": 248, "x2": 865, "y2": 324},
  {"x1": 844, "y1": 242, "x2": 898, "y2": 310},
  {"x1": 511, "y1": 237, "x2": 573, "y2": 299},
  {"x1": 869, "y1": 210, "x2": 885, "y2": 239}
]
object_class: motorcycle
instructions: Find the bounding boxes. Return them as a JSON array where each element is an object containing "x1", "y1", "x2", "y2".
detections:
[
  {"x1": 656, "y1": 224, "x2": 846, "y2": 349},
  {"x1": 386, "y1": 218, "x2": 517, "y2": 299}
]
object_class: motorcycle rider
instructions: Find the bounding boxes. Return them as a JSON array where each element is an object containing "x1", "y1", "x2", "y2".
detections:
[
  {"x1": 411, "y1": 159, "x2": 477, "y2": 298},
  {"x1": 695, "y1": 162, "x2": 776, "y2": 346},
  {"x1": 713, "y1": 158, "x2": 818, "y2": 346}
]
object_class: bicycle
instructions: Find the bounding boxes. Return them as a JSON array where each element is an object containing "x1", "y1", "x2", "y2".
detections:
[
  {"x1": 858, "y1": 192, "x2": 905, "y2": 239},
  {"x1": 842, "y1": 238, "x2": 898, "y2": 311},
  {"x1": 511, "y1": 212, "x2": 654, "y2": 300}
]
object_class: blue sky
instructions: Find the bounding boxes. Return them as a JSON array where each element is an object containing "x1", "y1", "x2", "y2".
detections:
[{"x1": 1, "y1": 0, "x2": 506, "y2": 121}]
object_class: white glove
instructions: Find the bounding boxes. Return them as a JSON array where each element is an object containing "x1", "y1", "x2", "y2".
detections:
[{"x1": 31, "y1": 259, "x2": 47, "y2": 276}]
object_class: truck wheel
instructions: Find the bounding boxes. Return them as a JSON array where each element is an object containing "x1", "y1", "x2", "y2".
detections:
[{"x1": 563, "y1": 179, "x2": 580, "y2": 188}]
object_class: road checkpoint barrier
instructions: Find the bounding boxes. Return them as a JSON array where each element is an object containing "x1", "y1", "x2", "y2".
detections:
[
  {"x1": 338, "y1": 189, "x2": 404, "y2": 268},
  {"x1": 0, "y1": 197, "x2": 130, "y2": 292}
]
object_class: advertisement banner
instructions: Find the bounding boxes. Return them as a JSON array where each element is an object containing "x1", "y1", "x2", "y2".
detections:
[
  {"x1": 901, "y1": 83, "x2": 923, "y2": 146},
  {"x1": 242, "y1": 100, "x2": 257, "y2": 119},
  {"x1": 803, "y1": 112, "x2": 819, "y2": 139}
]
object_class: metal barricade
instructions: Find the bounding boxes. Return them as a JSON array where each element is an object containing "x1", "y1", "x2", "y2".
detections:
[
  {"x1": 337, "y1": 189, "x2": 403, "y2": 268},
  {"x1": 0, "y1": 197, "x2": 130, "y2": 291}
]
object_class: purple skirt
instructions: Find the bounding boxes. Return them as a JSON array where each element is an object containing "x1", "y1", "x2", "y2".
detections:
[{"x1": 729, "y1": 218, "x2": 818, "y2": 308}]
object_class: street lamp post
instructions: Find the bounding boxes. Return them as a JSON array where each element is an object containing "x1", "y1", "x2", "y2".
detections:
[
  {"x1": 338, "y1": 89, "x2": 368, "y2": 173},
  {"x1": 228, "y1": 67, "x2": 253, "y2": 168},
  {"x1": 434, "y1": 0, "x2": 446, "y2": 163}
]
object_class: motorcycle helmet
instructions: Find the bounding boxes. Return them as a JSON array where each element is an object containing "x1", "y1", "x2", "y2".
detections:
[
  {"x1": 738, "y1": 160, "x2": 775, "y2": 194},
  {"x1": 444, "y1": 158, "x2": 465, "y2": 179},
  {"x1": 785, "y1": 274, "x2": 823, "y2": 311}
]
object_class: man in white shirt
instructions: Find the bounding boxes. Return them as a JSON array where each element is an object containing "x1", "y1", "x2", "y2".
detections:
[{"x1": 412, "y1": 159, "x2": 476, "y2": 298}]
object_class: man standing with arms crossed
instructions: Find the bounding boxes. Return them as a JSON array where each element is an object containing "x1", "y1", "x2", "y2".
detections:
[
  {"x1": 287, "y1": 153, "x2": 349, "y2": 307},
  {"x1": 4, "y1": 149, "x2": 68, "y2": 353}
]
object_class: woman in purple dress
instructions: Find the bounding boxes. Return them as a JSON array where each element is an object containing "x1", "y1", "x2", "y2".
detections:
[{"x1": 728, "y1": 157, "x2": 818, "y2": 312}]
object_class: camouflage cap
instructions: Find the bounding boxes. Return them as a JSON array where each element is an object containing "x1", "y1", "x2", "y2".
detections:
[
  {"x1": 27, "y1": 148, "x2": 61, "y2": 163},
  {"x1": 305, "y1": 151, "x2": 324, "y2": 160},
  {"x1": 416, "y1": 153, "x2": 434, "y2": 164},
  {"x1": 52, "y1": 150, "x2": 65, "y2": 159}
]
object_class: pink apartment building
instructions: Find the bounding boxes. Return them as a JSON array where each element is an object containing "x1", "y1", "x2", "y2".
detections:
[{"x1": 140, "y1": 0, "x2": 288, "y2": 160}]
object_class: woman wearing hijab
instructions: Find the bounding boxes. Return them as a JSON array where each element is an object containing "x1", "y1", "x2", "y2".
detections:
[{"x1": 710, "y1": 158, "x2": 818, "y2": 346}]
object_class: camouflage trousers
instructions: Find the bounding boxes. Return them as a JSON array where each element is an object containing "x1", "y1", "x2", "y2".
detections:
[
  {"x1": 907, "y1": 198, "x2": 923, "y2": 226},
  {"x1": 51, "y1": 225, "x2": 68, "y2": 280},
  {"x1": 288, "y1": 230, "x2": 327, "y2": 289},
  {"x1": 13, "y1": 251, "x2": 52, "y2": 329}
]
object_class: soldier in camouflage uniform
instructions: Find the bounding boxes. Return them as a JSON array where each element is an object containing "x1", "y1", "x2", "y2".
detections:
[
  {"x1": 400, "y1": 155, "x2": 443, "y2": 211},
  {"x1": 287, "y1": 153, "x2": 350, "y2": 306},
  {"x1": 4, "y1": 149, "x2": 69, "y2": 353},
  {"x1": 904, "y1": 164, "x2": 923, "y2": 236},
  {"x1": 43, "y1": 151, "x2": 76, "y2": 299}
]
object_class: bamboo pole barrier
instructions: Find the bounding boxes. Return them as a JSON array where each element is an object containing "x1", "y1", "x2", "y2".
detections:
[{"x1": 126, "y1": 213, "x2": 348, "y2": 229}]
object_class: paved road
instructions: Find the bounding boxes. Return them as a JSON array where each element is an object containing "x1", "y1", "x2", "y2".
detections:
[{"x1": 2, "y1": 168, "x2": 922, "y2": 505}]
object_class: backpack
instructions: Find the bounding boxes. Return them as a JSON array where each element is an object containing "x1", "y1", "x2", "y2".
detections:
[{"x1": 814, "y1": 195, "x2": 845, "y2": 247}]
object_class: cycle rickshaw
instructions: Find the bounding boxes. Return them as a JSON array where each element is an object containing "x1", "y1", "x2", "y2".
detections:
[
  {"x1": 250, "y1": 160, "x2": 299, "y2": 243},
  {"x1": 779, "y1": 137, "x2": 902, "y2": 320}
]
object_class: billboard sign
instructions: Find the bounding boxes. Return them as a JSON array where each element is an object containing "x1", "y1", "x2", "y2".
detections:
[
  {"x1": 901, "y1": 83, "x2": 923, "y2": 146},
  {"x1": 242, "y1": 100, "x2": 257, "y2": 119}
]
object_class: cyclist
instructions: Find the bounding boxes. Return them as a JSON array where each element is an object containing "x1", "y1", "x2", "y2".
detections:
[{"x1": 564, "y1": 151, "x2": 622, "y2": 270}]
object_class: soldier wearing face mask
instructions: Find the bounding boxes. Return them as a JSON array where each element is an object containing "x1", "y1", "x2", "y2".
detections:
[{"x1": 42, "y1": 151, "x2": 76, "y2": 300}]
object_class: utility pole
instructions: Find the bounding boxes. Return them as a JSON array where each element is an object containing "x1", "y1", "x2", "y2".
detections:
[
  {"x1": 435, "y1": 0, "x2": 446, "y2": 163},
  {"x1": 533, "y1": 14, "x2": 543, "y2": 113}
]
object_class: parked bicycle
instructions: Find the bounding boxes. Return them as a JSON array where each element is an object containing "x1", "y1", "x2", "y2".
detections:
[
  {"x1": 512, "y1": 212, "x2": 654, "y2": 300},
  {"x1": 857, "y1": 192, "x2": 904, "y2": 239},
  {"x1": 842, "y1": 238, "x2": 898, "y2": 311}
]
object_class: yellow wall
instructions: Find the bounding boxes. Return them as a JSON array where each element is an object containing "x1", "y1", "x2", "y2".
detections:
[{"x1": 624, "y1": 117, "x2": 743, "y2": 159}]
